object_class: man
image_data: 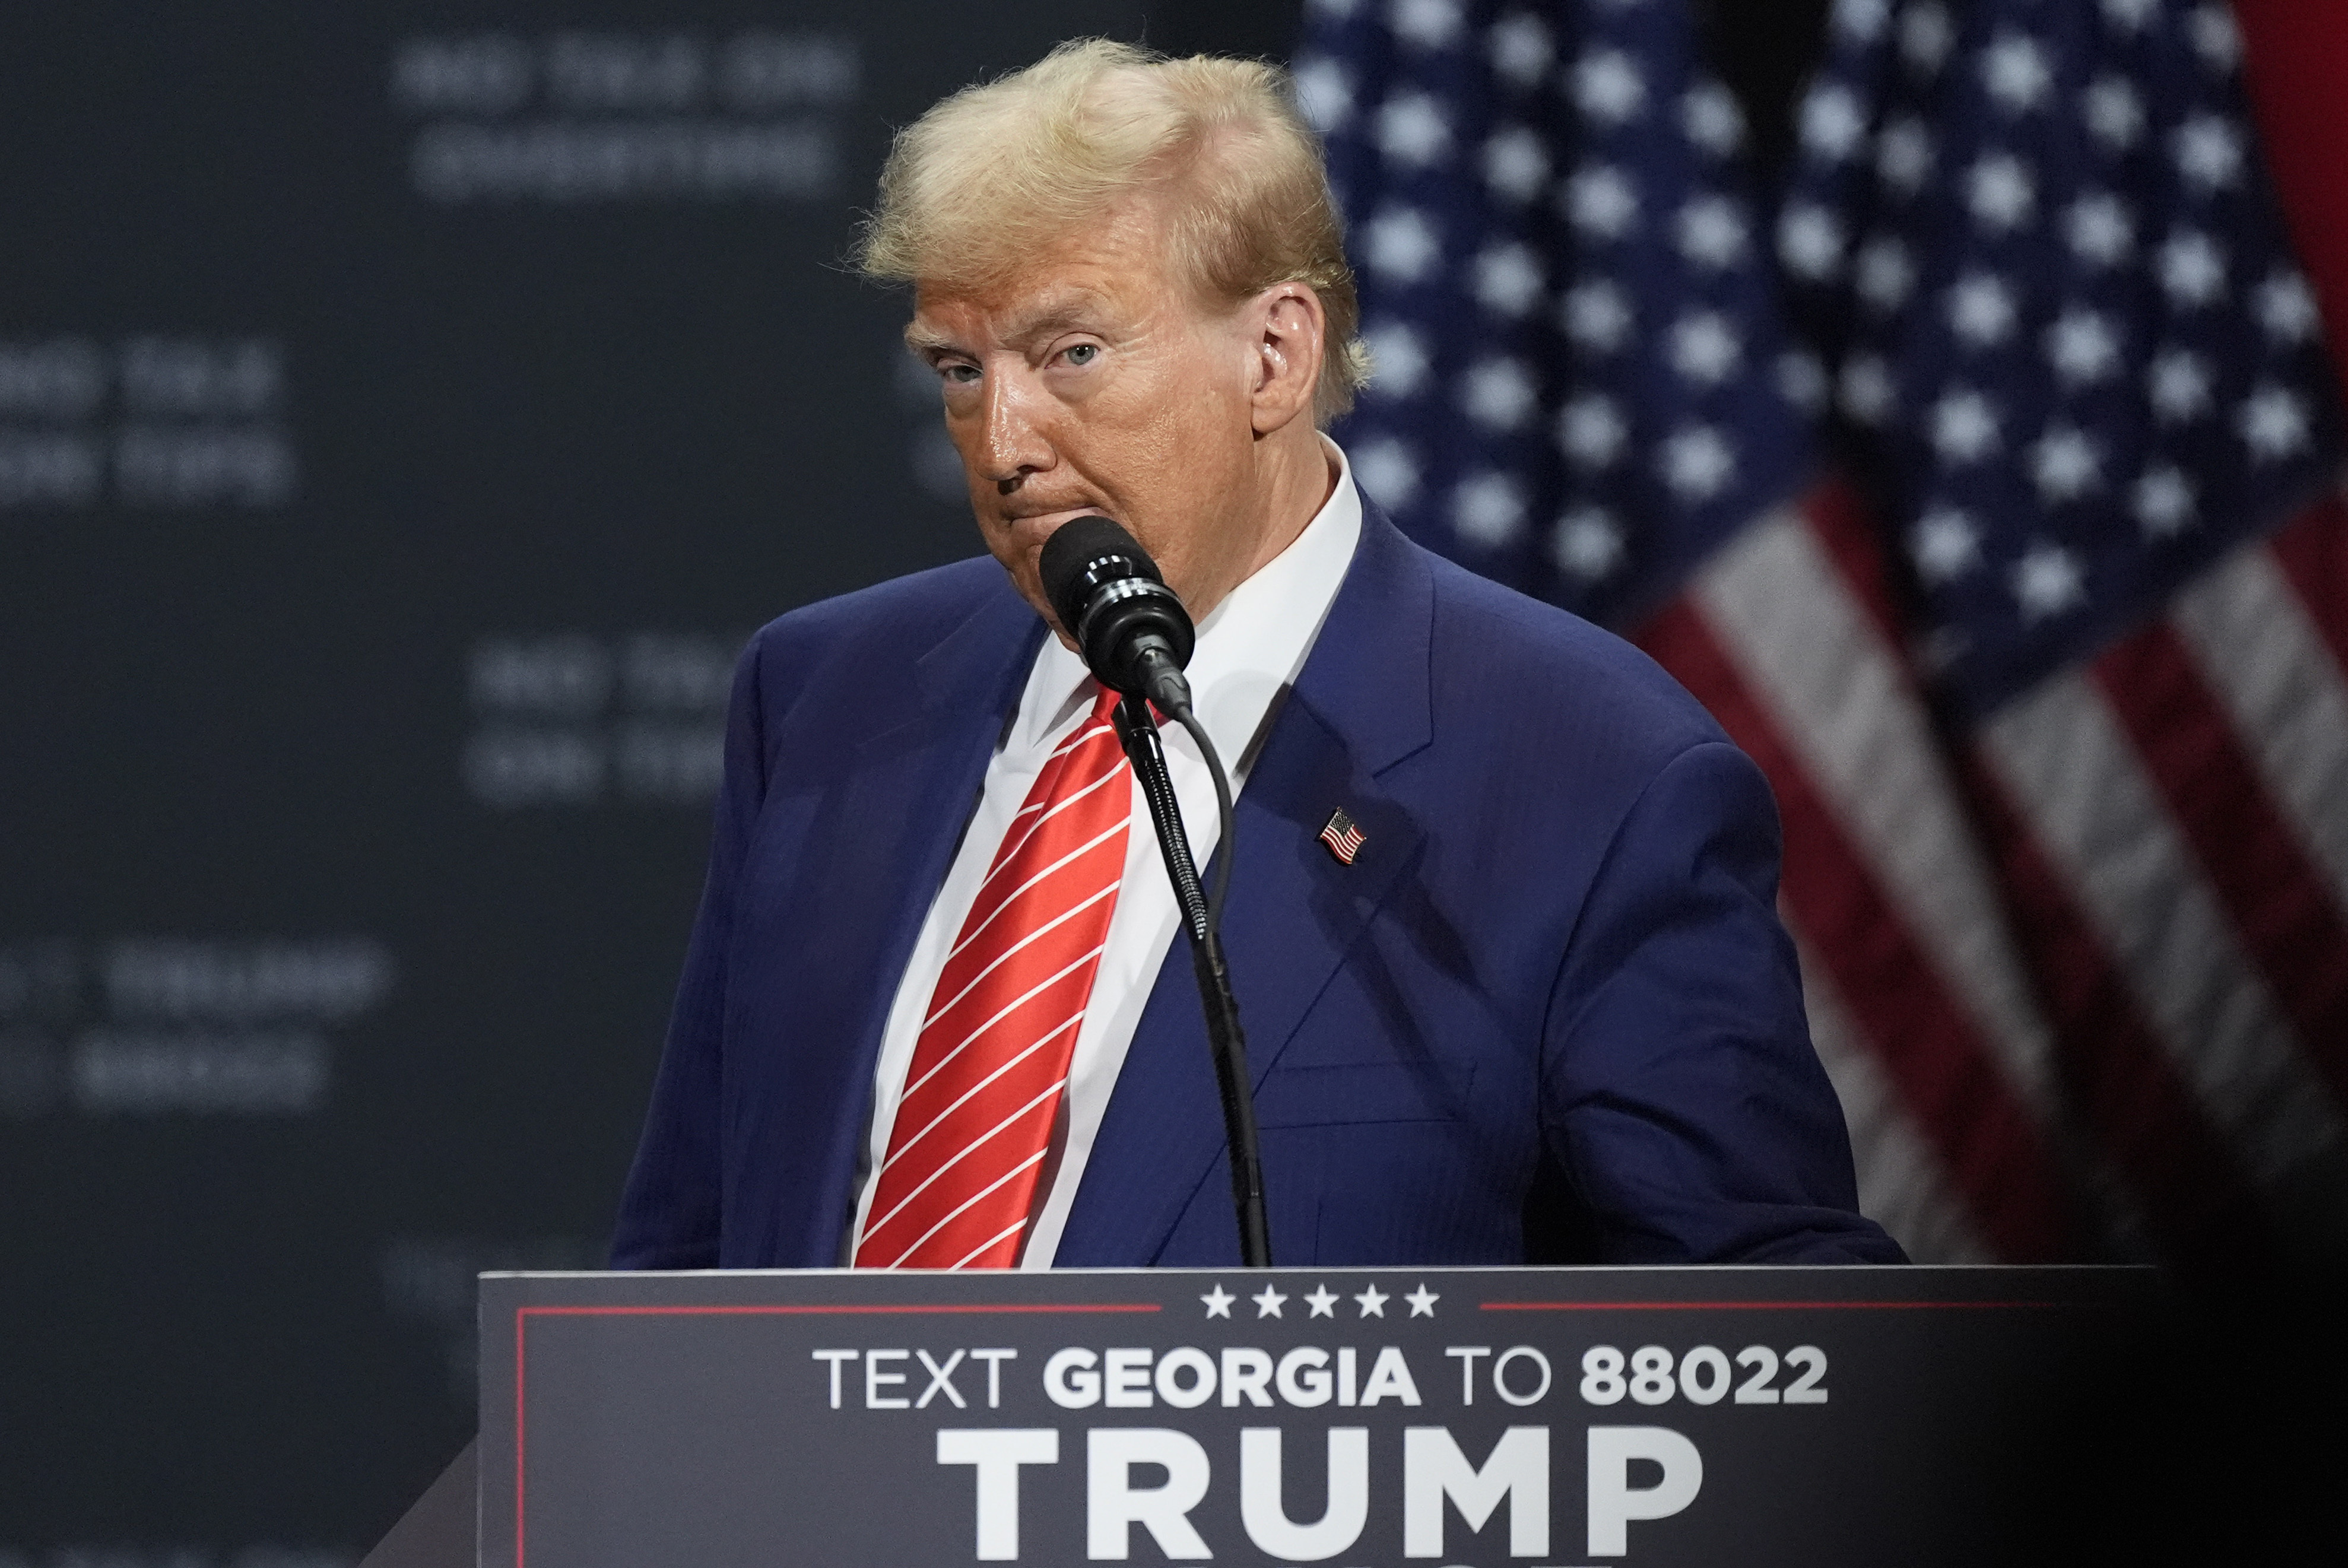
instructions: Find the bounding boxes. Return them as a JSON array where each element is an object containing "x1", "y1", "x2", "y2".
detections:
[{"x1": 611, "y1": 40, "x2": 1901, "y2": 1270}]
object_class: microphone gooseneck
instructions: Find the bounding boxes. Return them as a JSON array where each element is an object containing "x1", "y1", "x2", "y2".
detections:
[{"x1": 1039, "y1": 515, "x2": 1271, "y2": 1267}]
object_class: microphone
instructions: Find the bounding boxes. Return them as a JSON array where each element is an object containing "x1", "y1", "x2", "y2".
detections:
[{"x1": 1038, "y1": 516, "x2": 1197, "y2": 717}]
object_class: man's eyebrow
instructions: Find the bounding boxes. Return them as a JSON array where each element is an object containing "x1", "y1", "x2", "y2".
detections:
[{"x1": 904, "y1": 295, "x2": 1111, "y2": 358}]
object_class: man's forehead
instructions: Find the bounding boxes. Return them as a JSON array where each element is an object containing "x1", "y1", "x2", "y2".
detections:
[{"x1": 905, "y1": 204, "x2": 1185, "y2": 351}]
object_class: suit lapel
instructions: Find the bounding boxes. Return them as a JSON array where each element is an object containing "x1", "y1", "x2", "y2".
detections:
[
  {"x1": 745, "y1": 579, "x2": 1044, "y2": 1265},
  {"x1": 1056, "y1": 506, "x2": 1437, "y2": 1264}
]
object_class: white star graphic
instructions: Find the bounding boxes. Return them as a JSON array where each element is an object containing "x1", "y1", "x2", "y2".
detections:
[
  {"x1": 1661, "y1": 426, "x2": 1737, "y2": 499},
  {"x1": 2134, "y1": 468, "x2": 2195, "y2": 537},
  {"x1": 1566, "y1": 164, "x2": 1639, "y2": 239},
  {"x1": 1559, "y1": 392, "x2": 1628, "y2": 468},
  {"x1": 1376, "y1": 93, "x2": 1452, "y2": 167},
  {"x1": 1676, "y1": 196, "x2": 1749, "y2": 269},
  {"x1": 1669, "y1": 312, "x2": 1743, "y2": 384},
  {"x1": 1362, "y1": 321, "x2": 1430, "y2": 398},
  {"x1": 1778, "y1": 350, "x2": 1829, "y2": 411},
  {"x1": 1473, "y1": 243, "x2": 1544, "y2": 317},
  {"x1": 1488, "y1": 12, "x2": 1552, "y2": 85},
  {"x1": 2030, "y1": 427, "x2": 2103, "y2": 502},
  {"x1": 2046, "y1": 309, "x2": 2122, "y2": 385},
  {"x1": 1292, "y1": 58, "x2": 1353, "y2": 135},
  {"x1": 2256, "y1": 272, "x2": 2321, "y2": 341},
  {"x1": 2011, "y1": 542, "x2": 2087, "y2": 621},
  {"x1": 1877, "y1": 118, "x2": 1933, "y2": 193},
  {"x1": 1801, "y1": 83, "x2": 1866, "y2": 161},
  {"x1": 1947, "y1": 273, "x2": 2017, "y2": 346},
  {"x1": 1201, "y1": 1284, "x2": 1235, "y2": 1318},
  {"x1": 2064, "y1": 193, "x2": 2135, "y2": 268},
  {"x1": 2160, "y1": 231, "x2": 2226, "y2": 308},
  {"x1": 1350, "y1": 437, "x2": 1422, "y2": 506},
  {"x1": 1777, "y1": 203, "x2": 1844, "y2": 280},
  {"x1": 1252, "y1": 1284, "x2": 1289, "y2": 1318},
  {"x1": 1929, "y1": 389, "x2": 2002, "y2": 463},
  {"x1": 1561, "y1": 278, "x2": 1633, "y2": 351},
  {"x1": 1353, "y1": 1284, "x2": 1389, "y2": 1318},
  {"x1": 2174, "y1": 115, "x2": 2244, "y2": 192},
  {"x1": 1452, "y1": 472, "x2": 1527, "y2": 546},
  {"x1": 1968, "y1": 154, "x2": 2036, "y2": 231},
  {"x1": 1856, "y1": 237, "x2": 1915, "y2": 312},
  {"x1": 1366, "y1": 206, "x2": 1440, "y2": 283},
  {"x1": 1839, "y1": 355, "x2": 1896, "y2": 424},
  {"x1": 1981, "y1": 33, "x2": 2054, "y2": 113},
  {"x1": 2240, "y1": 385, "x2": 2313, "y2": 461},
  {"x1": 2150, "y1": 350, "x2": 2213, "y2": 423},
  {"x1": 1554, "y1": 507, "x2": 1625, "y2": 580},
  {"x1": 1462, "y1": 358, "x2": 1536, "y2": 430},
  {"x1": 1683, "y1": 83, "x2": 1744, "y2": 155},
  {"x1": 1912, "y1": 508, "x2": 1984, "y2": 583},
  {"x1": 1394, "y1": 0, "x2": 1464, "y2": 50},
  {"x1": 1901, "y1": 2, "x2": 1954, "y2": 71},
  {"x1": 2191, "y1": 4, "x2": 2243, "y2": 70},
  {"x1": 2084, "y1": 78, "x2": 2144, "y2": 150},
  {"x1": 1482, "y1": 128, "x2": 1549, "y2": 204},
  {"x1": 1304, "y1": 1285, "x2": 1339, "y2": 1318},
  {"x1": 1404, "y1": 1284, "x2": 1440, "y2": 1318},
  {"x1": 1575, "y1": 49, "x2": 1648, "y2": 124}
]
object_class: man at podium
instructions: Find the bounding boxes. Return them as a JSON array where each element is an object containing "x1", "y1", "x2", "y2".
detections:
[{"x1": 610, "y1": 41, "x2": 1902, "y2": 1272}]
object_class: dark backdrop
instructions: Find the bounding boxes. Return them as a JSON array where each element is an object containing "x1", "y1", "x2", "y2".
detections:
[{"x1": 0, "y1": 4, "x2": 1820, "y2": 1559}]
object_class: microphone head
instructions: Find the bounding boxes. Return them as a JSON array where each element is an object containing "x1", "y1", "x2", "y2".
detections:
[{"x1": 1037, "y1": 515, "x2": 1195, "y2": 697}]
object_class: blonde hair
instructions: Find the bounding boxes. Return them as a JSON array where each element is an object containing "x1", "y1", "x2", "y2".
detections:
[{"x1": 858, "y1": 39, "x2": 1371, "y2": 423}]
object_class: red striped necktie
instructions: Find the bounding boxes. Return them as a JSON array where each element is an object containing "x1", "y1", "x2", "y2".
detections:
[{"x1": 854, "y1": 684, "x2": 1131, "y2": 1269}]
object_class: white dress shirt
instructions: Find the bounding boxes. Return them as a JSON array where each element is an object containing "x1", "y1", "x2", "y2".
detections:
[{"x1": 846, "y1": 441, "x2": 1365, "y2": 1267}]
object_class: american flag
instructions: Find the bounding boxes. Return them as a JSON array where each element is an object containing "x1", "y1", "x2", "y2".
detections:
[
  {"x1": 1320, "y1": 807, "x2": 1369, "y2": 864},
  {"x1": 1297, "y1": 0, "x2": 2348, "y2": 1267}
]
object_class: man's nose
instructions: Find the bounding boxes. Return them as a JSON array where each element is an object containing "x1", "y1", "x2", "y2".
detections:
[{"x1": 976, "y1": 370, "x2": 1054, "y2": 485}]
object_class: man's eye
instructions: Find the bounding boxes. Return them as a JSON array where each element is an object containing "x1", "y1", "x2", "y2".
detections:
[
  {"x1": 1062, "y1": 343, "x2": 1099, "y2": 366},
  {"x1": 939, "y1": 363, "x2": 979, "y2": 386}
]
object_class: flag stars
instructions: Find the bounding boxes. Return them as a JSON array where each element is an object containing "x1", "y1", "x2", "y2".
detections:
[
  {"x1": 2064, "y1": 193, "x2": 2136, "y2": 268},
  {"x1": 1682, "y1": 83, "x2": 1744, "y2": 155},
  {"x1": 2134, "y1": 468, "x2": 2195, "y2": 537},
  {"x1": 1303, "y1": 1285, "x2": 1340, "y2": 1318},
  {"x1": 1366, "y1": 205, "x2": 1441, "y2": 282},
  {"x1": 1487, "y1": 12, "x2": 1553, "y2": 85},
  {"x1": 1394, "y1": 0, "x2": 1465, "y2": 50},
  {"x1": 1566, "y1": 164, "x2": 1640, "y2": 239},
  {"x1": 2084, "y1": 78, "x2": 2144, "y2": 150},
  {"x1": 1362, "y1": 321, "x2": 1430, "y2": 398},
  {"x1": 1676, "y1": 196, "x2": 1749, "y2": 269},
  {"x1": 1482, "y1": 127, "x2": 1549, "y2": 204},
  {"x1": 2174, "y1": 116, "x2": 2245, "y2": 193},
  {"x1": 1948, "y1": 273, "x2": 2019, "y2": 346},
  {"x1": 1200, "y1": 1284, "x2": 1236, "y2": 1318},
  {"x1": 1930, "y1": 389, "x2": 2003, "y2": 463},
  {"x1": 1553, "y1": 507, "x2": 1626, "y2": 581},
  {"x1": 2030, "y1": 427, "x2": 2103, "y2": 501},
  {"x1": 1562, "y1": 278, "x2": 1634, "y2": 352},
  {"x1": 2101, "y1": 0, "x2": 2157, "y2": 33},
  {"x1": 1801, "y1": 83, "x2": 1868, "y2": 161},
  {"x1": 1912, "y1": 508, "x2": 1984, "y2": 583},
  {"x1": 1473, "y1": 243, "x2": 1544, "y2": 318},
  {"x1": 1836, "y1": 0, "x2": 1892, "y2": 41},
  {"x1": 1778, "y1": 350, "x2": 1829, "y2": 411},
  {"x1": 1252, "y1": 1284, "x2": 1289, "y2": 1318},
  {"x1": 1405, "y1": 1284, "x2": 1441, "y2": 1318},
  {"x1": 1352, "y1": 1284, "x2": 1390, "y2": 1318},
  {"x1": 2011, "y1": 542, "x2": 2087, "y2": 621},
  {"x1": 2046, "y1": 309, "x2": 2122, "y2": 385},
  {"x1": 1351, "y1": 437, "x2": 1422, "y2": 507},
  {"x1": 1668, "y1": 312, "x2": 1743, "y2": 383},
  {"x1": 1900, "y1": 2, "x2": 1955, "y2": 72},
  {"x1": 1660, "y1": 426, "x2": 1737, "y2": 499},
  {"x1": 1452, "y1": 472, "x2": 1528, "y2": 546},
  {"x1": 1857, "y1": 237, "x2": 1915, "y2": 312},
  {"x1": 2255, "y1": 272, "x2": 2321, "y2": 341},
  {"x1": 1968, "y1": 154, "x2": 2036, "y2": 230},
  {"x1": 1462, "y1": 357, "x2": 1537, "y2": 429},
  {"x1": 2240, "y1": 385, "x2": 2313, "y2": 461},
  {"x1": 1559, "y1": 392, "x2": 1629, "y2": 467},
  {"x1": 2190, "y1": 4, "x2": 2244, "y2": 71},
  {"x1": 1877, "y1": 119, "x2": 1934, "y2": 193},
  {"x1": 1778, "y1": 204, "x2": 1845, "y2": 280},
  {"x1": 2149, "y1": 349, "x2": 2213, "y2": 423},
  {"x1": 1839, "y1": 354, "x2": 1896, "y2": 424},
  {"x1": 1981, "y1": 33, "x2": 2054, "y2": 114},
  {"x1": 1292, "y1": 58, "x2": 1353, "y2": 135},
  {"x1": 1376, "y1": 93, "x2": 1453, "y2": 167},
  {"x1": 2159, "y1": 231, "x2": 2226, "y2": 308},
  {"x1": 1574, "y1": 49, "x2": 1648, "y2": 124}
]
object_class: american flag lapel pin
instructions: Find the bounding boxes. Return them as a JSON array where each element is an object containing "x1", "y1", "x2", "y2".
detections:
[{"x1": 1319, "y1": 808, "x2": 1366, "y2": 865}]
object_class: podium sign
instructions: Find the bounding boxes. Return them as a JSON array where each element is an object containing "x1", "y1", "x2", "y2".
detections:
[{"x1": 478, "y1": 1265, "x2": 2160, "y2": 1567}]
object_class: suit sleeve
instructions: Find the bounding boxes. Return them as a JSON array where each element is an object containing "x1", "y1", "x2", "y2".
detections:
[
  {"x1": 1541, "y1": 739, "x2": 1907, "y2": 1264},
  {"x1": 608, "y1": 634, "x2": 771, "y2": 1269}
]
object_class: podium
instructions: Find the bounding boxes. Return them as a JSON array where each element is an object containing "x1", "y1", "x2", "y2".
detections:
[{"x1": 366, "y1": 1264, "x2": 2166, "y2": 1567}]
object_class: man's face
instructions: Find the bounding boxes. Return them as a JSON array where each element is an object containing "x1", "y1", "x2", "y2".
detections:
[{"x1": 908, "y1": 205, "x2": 1269, "y2": 633}]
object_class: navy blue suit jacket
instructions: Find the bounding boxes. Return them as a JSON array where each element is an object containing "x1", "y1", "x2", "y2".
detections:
[{"x1": 611, "y1": 505, "x2": 1902, "y2": 1268}]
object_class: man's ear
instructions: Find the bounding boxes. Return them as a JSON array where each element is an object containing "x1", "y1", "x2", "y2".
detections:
[{"x1": 1248, "y1": 283, "x2": 1327, "y2": 435}]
